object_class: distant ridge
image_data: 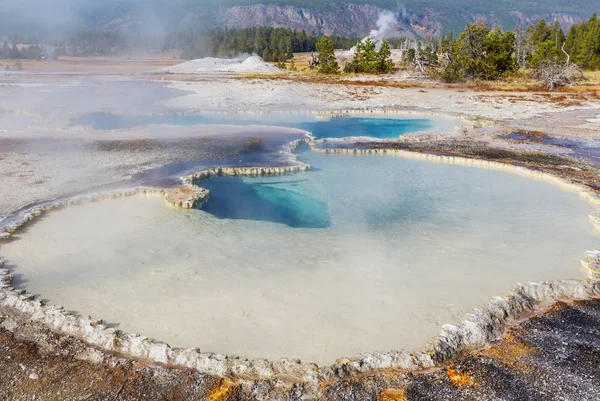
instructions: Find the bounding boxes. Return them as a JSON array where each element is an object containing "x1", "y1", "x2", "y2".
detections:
[{"x1": 0, "y1": 0, "x2": 598, "y2": 40}]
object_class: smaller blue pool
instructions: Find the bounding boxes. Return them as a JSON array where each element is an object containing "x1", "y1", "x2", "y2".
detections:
[
  {"x1": 72, "y1": 113, "x2": 437, "y2": 140},
  {"x1": 301, "y1": 118, "x2": 434, "y2": 139}
]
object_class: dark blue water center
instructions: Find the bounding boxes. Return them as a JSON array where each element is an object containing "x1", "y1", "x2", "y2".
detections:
[
  {"x1": 200, "y1": 176, "x2": 330, "y2": 229},
  {"x1": 73, "y1": 113, "x2": 435, "y2": 140},
  {"x1": 198, "y1": 145, "x2": 329, "y2": 229}
]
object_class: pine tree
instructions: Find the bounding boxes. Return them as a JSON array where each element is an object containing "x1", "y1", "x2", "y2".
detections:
[
  {"x1": 344, "y1": 38, "x2": 393, "y2": 74},
  {"x1": 315, "y1": 37, "x2": 339, "y2": 74},
  {"x1": 377, "y1": 40, "x2": 394, "y2": 73},
  {"x1": 482, "y1": 28, "x2": 518, "y2": 79},
  {"x1": 437, "y1": 22, "x2": 516, "y2": 81},
  {"x1": 455, "y1": 22, "x2": 491, "y2": 79},
  {"x1": 531, "y1": 19, "x2": 551, "y2": 46},
  {"x1": 582, "y1": 14, "x2": 600, "y2": 69},
  {"x1": 564, "y1": 13, "x2": 600, "y2": 70}
]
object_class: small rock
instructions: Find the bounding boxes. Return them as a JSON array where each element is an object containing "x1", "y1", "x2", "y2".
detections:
[
  {"x1": 74, "y1": 348, "x2": 105, "y2": 364},
  {"x1": 29, "y1": 373, "x2": 40, "y2": 380}
]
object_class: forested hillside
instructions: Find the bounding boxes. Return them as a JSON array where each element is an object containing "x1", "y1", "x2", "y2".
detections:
[
  {"x1": 565, "y1": 15, "x2": 600, "y2": 70},
  {"x1": 83, "y1": 0, "x2": 600, "y2": 34},
  {"x1": 0, "y1": 0, "x2": 598, "y2": 42}
]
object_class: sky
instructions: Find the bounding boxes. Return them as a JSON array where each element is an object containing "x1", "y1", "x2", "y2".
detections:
[{"x1": 0, "y1": 0, "x2": 171, "y2": 40}]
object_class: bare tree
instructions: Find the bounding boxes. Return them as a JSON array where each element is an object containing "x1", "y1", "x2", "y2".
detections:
[
  {"x1": 308, "y1": 53, "x2": 319, "y2": 70},
  {"x1": 413, "y1": 51, "x2": 427, "y2": 73},
  {"x1": 514, "y1": 24, "x2": 527, "y2": 69},
  {"x1": 535, "y1": 44, "x2": 583, "y2": 90}
]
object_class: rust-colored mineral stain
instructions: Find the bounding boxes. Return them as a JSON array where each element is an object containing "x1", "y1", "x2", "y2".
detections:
[
  {"x1": 167, "y1": 186, "x2": 198, "y2": 202},
  {"x1": 479, "y1": 332, "x2": 537, "y2": 368},
  {"x1": 208, "y1": 378, "x2": 235, "y2": 401},
  {"x1": 378, "y1": 388, "x2": 407, "y2": 401},
  {"x1": 319, "y1": 381, "x2": 331, "y2": 390},
  {"x1": 544, "y1": 301, "x2": 571, "y2": 312},
  {"x1": 445, "y1": 367, "x2": 474, "y2": 387}
]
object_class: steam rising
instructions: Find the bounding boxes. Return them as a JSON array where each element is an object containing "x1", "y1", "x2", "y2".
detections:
[
  {"x1": 368, "y1": 10, "x2": 399, "y2": 44},
  {"x1": 341, "y1": 10, "x2": 400, "y2": 56}
]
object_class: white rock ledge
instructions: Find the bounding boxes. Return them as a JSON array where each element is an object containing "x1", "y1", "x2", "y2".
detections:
[{"x1": 181, "y1": 139, "x2": 311, "y2": 185}]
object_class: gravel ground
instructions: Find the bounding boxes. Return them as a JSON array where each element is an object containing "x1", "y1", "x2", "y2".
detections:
[
  {"x1": 163, "y1": 77, "x2": 600, "y2": 125},
  {"x1": 1, "y1": 298, "x2": 598, "y2": 401}
]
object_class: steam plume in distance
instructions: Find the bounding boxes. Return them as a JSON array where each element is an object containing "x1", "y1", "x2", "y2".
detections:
[{"x1": 368, "y1": 10, "x2": 399, "y2": 44}]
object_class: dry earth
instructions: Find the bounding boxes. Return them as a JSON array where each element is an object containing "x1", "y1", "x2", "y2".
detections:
[{"x1": 1, "y1": 299, "x2": 599, "y2": 400}]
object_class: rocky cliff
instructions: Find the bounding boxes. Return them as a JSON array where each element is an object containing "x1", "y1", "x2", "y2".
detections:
[
  {"x1": 177, "y1": 2, "x2": 585, "y2": 38},
  {"x1": 174, "y1": 3, "x2": 435, "y2": 38},
  {"x1": 216, "y1": 4, "x2": 427, "y2": 37}
]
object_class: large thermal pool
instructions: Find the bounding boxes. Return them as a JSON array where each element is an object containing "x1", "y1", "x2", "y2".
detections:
[{"x1": 1, "y1": 149, "x2": 597, "y2": 364}]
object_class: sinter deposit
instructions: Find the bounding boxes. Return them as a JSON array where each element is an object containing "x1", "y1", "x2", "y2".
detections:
[{"x1": 160, "y1": 54, "x2": 281, "y2": 74}]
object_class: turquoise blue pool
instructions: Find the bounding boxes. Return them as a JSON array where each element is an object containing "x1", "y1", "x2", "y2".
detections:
[{"x1": 73, "y1": 113, "x2": 436, "y2": 140}]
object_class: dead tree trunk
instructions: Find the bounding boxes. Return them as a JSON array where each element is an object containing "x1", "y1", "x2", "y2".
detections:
[{"x1": 536, "y1": 44, "x2": 583, "y2": 91}]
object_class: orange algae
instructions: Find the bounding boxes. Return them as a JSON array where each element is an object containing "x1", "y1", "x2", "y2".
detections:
[
  {"x1": 319, "y1": 381, "x2": 332, "y2": 390},
  {"x1": 208, "y1": 378, "x2": 236, "y2": 401},
  {"x1": 479, "y1": 332, "x2": 537, "y2": 368},
  {"x1": 378, "y1": 388, "x2": 407, "y2": 401},
  {"x1": 445, "y1": 366, "x2": 474, "y2": 387}
]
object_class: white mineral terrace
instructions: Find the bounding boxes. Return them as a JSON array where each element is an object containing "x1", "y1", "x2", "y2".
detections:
[{"x1": 1, "y1": 143, "x2": 600, "y2": 378}]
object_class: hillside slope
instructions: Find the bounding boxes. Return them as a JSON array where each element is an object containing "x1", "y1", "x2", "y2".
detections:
[
  {"x1": 94, "y1": 0, "x2": 599, "y2": 36},
  {"x1": 0, "y1": 0, "x2": 598, "y2": 40}
]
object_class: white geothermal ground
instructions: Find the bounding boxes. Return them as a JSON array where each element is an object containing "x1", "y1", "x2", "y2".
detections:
[{"x1": 1, "y1": 151, "x2": 597, "y2": 364}]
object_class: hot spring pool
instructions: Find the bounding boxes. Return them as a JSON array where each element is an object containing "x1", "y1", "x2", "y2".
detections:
[
  {"x1": 73, "y1": 112, "x2": 446, "y2": 139},
  {"x1": 1, "y1": 150, "x2": 596, "y2": 364}
]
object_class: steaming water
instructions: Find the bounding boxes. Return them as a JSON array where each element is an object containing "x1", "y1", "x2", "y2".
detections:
[
  {"x1": 73, "y1": 113, "x2": 439, "y2": 139},
  {"x1": 1, "y1": 150, "x2": 597, "y2": 364}
]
